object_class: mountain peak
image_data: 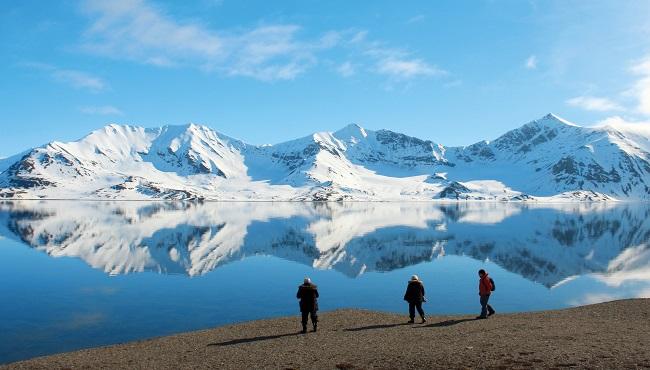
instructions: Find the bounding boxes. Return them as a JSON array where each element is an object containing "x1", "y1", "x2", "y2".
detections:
[
  {"x1": 538, "y1": 113, "x2": 578, "y2": 127},
  {"x1": 161, "y1": 123, "x2": 209, "y2": 133},
  {"x1": 334, "y1": 123, "x2": 368, "y2": 141}
]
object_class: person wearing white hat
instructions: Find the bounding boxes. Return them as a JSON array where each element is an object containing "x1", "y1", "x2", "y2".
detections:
[
  {"x1": 403, "y1": 275, "x2": 427, "y2": 323},
  {"x1": 296, "y1": 277, "x2": 319, "y2": 333}
]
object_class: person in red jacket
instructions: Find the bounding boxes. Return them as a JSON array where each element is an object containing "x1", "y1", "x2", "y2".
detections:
[{"x1": 477, "y1": 269, "x2": 496, "y2": 319}]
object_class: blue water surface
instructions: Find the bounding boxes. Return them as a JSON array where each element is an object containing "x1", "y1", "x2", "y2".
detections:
[{"x1": 1, "y1": 201, "x2": 648, "y2": 363}]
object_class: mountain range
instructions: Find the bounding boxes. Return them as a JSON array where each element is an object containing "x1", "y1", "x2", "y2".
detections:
[{"x1": 2, "y1": 113, "x2": 650, "y2": 200}]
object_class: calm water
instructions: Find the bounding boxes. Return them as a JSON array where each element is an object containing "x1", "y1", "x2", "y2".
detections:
[{"x1": 1, "y1": 201, "x2": 649, "y2": 363}]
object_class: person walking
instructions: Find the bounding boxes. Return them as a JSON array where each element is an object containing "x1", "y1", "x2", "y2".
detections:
[
  {"x1": 296, "y1": 277, "x2": 319, "y2": 333},
  {"x1": 403, "y1": 275, "x2": 427, "y2": 323},
  {"x1": 476, "y1": 269, "x2": 496, "y2": 319}
]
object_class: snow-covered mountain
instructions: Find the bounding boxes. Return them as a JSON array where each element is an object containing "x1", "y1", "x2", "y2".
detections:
[
  {"x1": 1, "y1": 201, "x2": 648, "y2": 287},
  {"x1": 2, "y1": 114, "x2": 650, "y2": 200}
]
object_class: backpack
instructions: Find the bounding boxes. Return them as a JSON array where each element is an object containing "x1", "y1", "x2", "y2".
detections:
[{"x1": 489, "y1": 278, "x2": 496, "y2": 291}]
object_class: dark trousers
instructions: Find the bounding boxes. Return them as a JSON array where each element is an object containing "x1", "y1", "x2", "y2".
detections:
[
  {"x1": 408, "y1": 302, "x2": 425, "y2": 319},
  {"x1": 480, "y1": 294, "x2": 495, "y2": 317},
  {"x1": 301, "y1": 310, "x2": 318, "y2": 326}
]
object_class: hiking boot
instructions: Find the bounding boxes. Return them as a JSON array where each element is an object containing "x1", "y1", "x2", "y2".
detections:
[
  {"x1": 407, "y1": 319, "x2": 415, "y2": 324},
  {"x1": 421, "y1": 317, "x2": 427, "y2": 324},
  {"x1": 313, "y1": 323, "x2": 318, "y2": 332},
  {"x1": 488, "y1": 310, "x2": 496, "y2": 317},
  {"x1": 301, "y1": 325, "x2": 307, "y2": 334}
]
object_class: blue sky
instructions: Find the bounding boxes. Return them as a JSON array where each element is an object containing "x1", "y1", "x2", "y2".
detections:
[{"x1": 2, "y1": 0, "x2": 650, "y2": 157}]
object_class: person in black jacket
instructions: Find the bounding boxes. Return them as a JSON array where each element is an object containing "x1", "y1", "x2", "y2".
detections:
[
  {"x1": 296, "y1": 277, "x2": 319, "y2": 333},
  {"x1": 403, "y1": 275, "x2": 427, "y2": 323}
]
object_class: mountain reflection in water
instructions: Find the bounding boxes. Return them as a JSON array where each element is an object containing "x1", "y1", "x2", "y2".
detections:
[{"x1": 1, "y1": 201, "x2": 649, "y2": 288}]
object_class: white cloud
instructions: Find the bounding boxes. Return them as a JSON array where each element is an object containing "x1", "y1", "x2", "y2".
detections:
[
  {"x1": 53, "y1": 70, "x2": 106, "y2": 91},
  {"x1": 319, "y1": 30, "x2": 344, "y2": 49},
  {"x1": 562, "y1": 54, "x2": 650, "y2": 118},
  {"x1": 349, "y1": 30, "x2": 368, "y2": 44},
  {"x1": 630, "y1": 56, "x2": 650, "y2": 116},
  {"x1": 82, "y1": 0, "x2": 222, "y2": 59},
  {"x1": 362, "y1": 43, "x2": 447, "y2": 81},
  {"x1": 80, "y1": 0, "x2": 325, "y2": 81},
  {"x1": 79, "y1": 105, "x2": 123, "y2": 115},
  {"x1": 337, "y1": 61, "x2": 355, "y2": 77},
  {"x1": 222, "y1": 25, "x2": 317, "y2": 81},
  {"x1": 376, "y1": 58, "x2": 447, "y2": 80},
  {"x1": 525, "y1": 55, "x2": 537, "y2": 69},
  {"x1": 78, "y1": 0, "x2": 447, "y2": 84},
  {"x1": 406, "y1": 15, "x2": 426, "y2": 24},
  {"x1": 23, "y1": 62, "x2": 106, "y2": 92},
  {"x1": 595, "y1": 116, "x2": 650, "y2": 130},
  {"x1": 566, "y1": 96, "x2": 623, "y2": 112},
  {"x1": 594, "y1": 116, "x2": 650, "y2": 144}
]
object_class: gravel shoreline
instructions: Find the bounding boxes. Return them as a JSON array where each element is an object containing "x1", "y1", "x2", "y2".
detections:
[{"x1": 3, "y1": 299, "x2": 650, "y2": 369}]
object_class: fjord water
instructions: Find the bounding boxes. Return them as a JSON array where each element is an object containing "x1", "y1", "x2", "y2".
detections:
[{"x1": 1, "y1": 201, "x2": 649, "y2": 363}]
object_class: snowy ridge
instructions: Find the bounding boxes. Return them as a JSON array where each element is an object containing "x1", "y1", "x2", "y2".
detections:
[{"x1": 1, "y1": 114, "x2": 650, "y2": 200}]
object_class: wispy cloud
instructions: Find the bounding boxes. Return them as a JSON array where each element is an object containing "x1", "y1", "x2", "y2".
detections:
[
  {"x1": 630, "y1": 55, "x2": 650, "y2": 116},
  {"x1": 53, "y1": 70, "x2": 105, "y2": 91},
  {"x1": 376, "y1": 58, "x2": 446, "y2": 80},
  {"x1": 596, "y1": 116, "x2": 650, "y2": 128},
  {"x1": 566, "y1": 96, "x2": 623, "y2": 112},
  {"x1": 525, "y1": 55, "x2": 537, "y2": 70},
  {"x1": 221, "y1": 25, "x2": 318, "y2": 81},
  {"x1": 24, "y1": 62, "x2": 106, "y2": 92},
  {"x1": 80, "y1": 0, "x2": 325, "y2": 81},
  {"x1": 563, "y1": 54, "x2": 650, "y2": 119},
  {"x1": 349, "y1": 30, "x2": 368, "y2": 44},
  {"x1": 364, "y1": 45, "x2": 447, "y2": 81},
  {"x1": 81, "y1": 0, "x2": 222, "y2": 64},
  {"x1": 337, "y1": 61, "x2": 355, "y2": 77},
  {"x1": 79, "y1": 105, "x2": 123, "y2": 115},
  {"x1": 406, "y1": 14, "x2": 426, "y2": 24},
  {"x1": 78, "y1": 0, "x2": 447, "y2": 84}
]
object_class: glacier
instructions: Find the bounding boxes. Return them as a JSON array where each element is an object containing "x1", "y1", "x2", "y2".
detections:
[{"x1": 1, "y1": 113, "x2": 650, "y2": 200}]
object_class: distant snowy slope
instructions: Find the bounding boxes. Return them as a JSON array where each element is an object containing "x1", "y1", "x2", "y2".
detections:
[
  {"x1": 332, "y1": 123, "x2": 449, "y2": 176},
  {"x1": 446, "y1": 114, "x2": 650, "y2": 199},
  {"x1": 0, "y1": 150, "x2": 30, "y2": 173},
  {"x1": 1, "y1": 113, "x2": 650, "y2": 200}
]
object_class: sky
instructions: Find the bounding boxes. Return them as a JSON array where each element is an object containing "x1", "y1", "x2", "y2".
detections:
[{"x1": 2, "y1": 0, "x2": 650, "y2": 157}]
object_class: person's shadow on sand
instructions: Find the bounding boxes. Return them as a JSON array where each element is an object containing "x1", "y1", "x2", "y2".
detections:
[
  {"x1": 208, "y1": 318, "x2": 478, "y2": 346},
  {"x1": 343, "y1": 323, "x2": 411, "y2": 332},
  {"x1": 345, "y1": 318, "x2": 476, "y2": 332},
  {"x1": 416, "y1": 318, "x2": 476, "y2": 328},
  {"x1": 208, "y1": 332, "x2": 302, "y2": 346}
]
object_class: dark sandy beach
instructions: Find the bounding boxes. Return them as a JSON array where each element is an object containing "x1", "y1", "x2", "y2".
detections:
[{"x1": 3, "y1": 299, "x2": 649, "y2": 369}]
